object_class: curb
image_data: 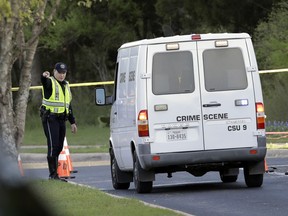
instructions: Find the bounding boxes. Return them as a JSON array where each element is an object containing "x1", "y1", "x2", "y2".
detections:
[
  {"x1": 21, "y1": 152, "x2": 110, "y2": 163},
  {"x1": 21, "y1": 153, "x2": 110, "y2": 169},
  {"x1": 21, "y1": 149, "x2": 288, "y2": 168}
]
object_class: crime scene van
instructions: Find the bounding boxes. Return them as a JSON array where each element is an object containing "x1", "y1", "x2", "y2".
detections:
[{"x1": 95, "y1": 33, "x2": 266, "y2": 193}]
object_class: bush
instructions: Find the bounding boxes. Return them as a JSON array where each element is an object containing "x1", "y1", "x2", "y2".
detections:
[{"x1": 266, "y1": 120, "x2": 288, "y2": 132}]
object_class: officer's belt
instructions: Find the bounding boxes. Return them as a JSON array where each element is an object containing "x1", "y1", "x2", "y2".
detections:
[{"x1": 49, "y1": 113, "x2": 66, "y2": 117}]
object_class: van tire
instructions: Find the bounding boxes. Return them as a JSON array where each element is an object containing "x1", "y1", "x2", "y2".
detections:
[
  {"x1": 244, "y1": 169, "x2": 263, "y2": 187},
  {"x1": 220, "y1": 173, "x2": 238, "y2": 183},
  {"x1": 110, "y1": 153, "x2": 130, "y2": 190},
  {"x1": 133, "y1": 152, "x2": 153, "y2": 193}
]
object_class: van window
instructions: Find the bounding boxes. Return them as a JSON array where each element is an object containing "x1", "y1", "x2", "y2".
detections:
[
  {"x1": 152, "y1": 51, "x2": 195, "y2": 95},
  {"x1": 128, "y1": 55, "x2": 137, "y2": 97},
  {"x1": 203, "y1": 48, "x2": 247, "y2": 92},
  {"x1": 113, "y1": 62, "x2": 119, "y2": 102},
  {"x1": 118, "y1": 58, "x2": 129, "y2": 98}
]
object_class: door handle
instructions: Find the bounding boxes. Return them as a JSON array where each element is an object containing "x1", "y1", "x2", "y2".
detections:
[
  {"x1": 203, "y1": 103, "x2": 221, "y2": 107},
  {"x1": 114, "y1": 112, "x2": 117, "y2": 115}
]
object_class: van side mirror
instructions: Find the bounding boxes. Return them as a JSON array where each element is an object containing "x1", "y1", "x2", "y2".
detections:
[
  {"x1": 95, "y1": 88, "x2": 106, "y2": 105},
  {"x1": 95, "y1": 87, "x2": 113, "y2": 106}
]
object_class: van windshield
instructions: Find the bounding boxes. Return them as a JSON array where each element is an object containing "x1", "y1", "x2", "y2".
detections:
[
  {"x1": 203, "y1": 48, "x2": 247, "y2": 92},
  {"x1": 152, "y1": 51, "x2": 195, "y2": 95}
]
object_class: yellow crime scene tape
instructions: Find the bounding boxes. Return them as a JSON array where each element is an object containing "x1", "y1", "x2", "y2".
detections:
[
  {"x1": 259, "y1": 68, "x2": 288, "y2": 74},
  {"x1": 10, "y1": 68, "x2": 288, "y2": 91},
  {"x1": 11, "y1": 81, "x2": 114, "y2": 91}
]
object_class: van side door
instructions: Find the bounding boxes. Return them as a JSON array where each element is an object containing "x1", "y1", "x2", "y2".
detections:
[{"x1": 111, "y1": 47, "x2": 138, "y2": 169}]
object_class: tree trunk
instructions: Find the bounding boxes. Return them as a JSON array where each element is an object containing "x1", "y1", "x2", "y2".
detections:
[
  {"x1": 0, "y1": 0, "x2": 19, "y2": 159},
  {"x1": 0, "y1": 0, "x2": 61, "y2": 158},
  {"x1": 14, "y1": 3, "x2": 45, "y2": 149},
  {"x1": 14, "y1": 39, "x2": 39, "y2": 150}
]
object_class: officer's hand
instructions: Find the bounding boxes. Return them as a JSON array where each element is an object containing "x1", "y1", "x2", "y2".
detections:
[
  {"x1": 71, "y1": 123, "x2": 77, "y2": 134},
  {"x1": 43, "y1": 71, "x2": 50, "y2": 78}
]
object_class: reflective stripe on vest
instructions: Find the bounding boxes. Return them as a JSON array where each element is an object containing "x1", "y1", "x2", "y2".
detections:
[{"x1": 42, "y1": 77, "x2": 71, "y2": 114}]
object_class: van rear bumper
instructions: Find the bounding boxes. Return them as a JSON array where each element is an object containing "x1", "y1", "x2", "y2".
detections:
[{"x1": 138, "y1": 146, "x2": 267, "y2": 170}]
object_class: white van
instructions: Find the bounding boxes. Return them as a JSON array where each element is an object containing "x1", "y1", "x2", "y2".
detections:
[{"x1": 95, "y1": 33, "x2": 266, "y2": 193}]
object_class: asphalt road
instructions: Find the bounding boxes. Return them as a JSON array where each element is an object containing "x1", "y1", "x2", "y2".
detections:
[{"x1": 25, "y1": 157, "x2": 288, "y2": 216}]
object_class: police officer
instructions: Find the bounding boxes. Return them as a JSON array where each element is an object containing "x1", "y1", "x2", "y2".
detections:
[{"x1": 40, "y1": 62, "x2": 77, "y2": 181}]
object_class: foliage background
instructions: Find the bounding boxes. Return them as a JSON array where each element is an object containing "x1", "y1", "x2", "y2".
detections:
[
  {"x1": 254, "y1": 1, "x2": 288, "y2": 121},
  {"x1": 17, "y1": 0, "x2": 288, "y2": 138}
]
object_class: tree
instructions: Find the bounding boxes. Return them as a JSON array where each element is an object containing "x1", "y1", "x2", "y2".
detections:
[
  {"x1": 0, "y1": 0, "x2": 60, "y2": 159},
  {"x1": 254, "y1": 1, "x2": 288, "y2": 70},
  {"x1": 254, "y1": 1, "x2": 288, "y2": 121},
  {"x1": 38, "y1": 0, "x2": 162, "y2": 84},
  {"x1": 156, "y1": 0, "x2": 280, "y2": 35}
]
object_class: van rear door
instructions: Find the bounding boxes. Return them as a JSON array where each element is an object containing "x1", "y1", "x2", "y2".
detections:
[
  {"x1": 197, "y1": 39, "x2": 257, "y2": 150},
  {"x1": 146, "y1": 42, "x2": 204, "y2": 154}
]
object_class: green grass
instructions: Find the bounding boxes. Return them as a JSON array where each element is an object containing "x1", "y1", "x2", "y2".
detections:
[
  {"x1": 23, "y1": 124, "x2": 110, "y2": 153},
  {"x1": 24, "y1": 124, "x2": 109, "y2": 146},
  {"x1": 23, "y1": 122, "x2": 288, "y2": 154},
  {"x1": 31, "y1": 180, "x2": 183, "y2": 216}
]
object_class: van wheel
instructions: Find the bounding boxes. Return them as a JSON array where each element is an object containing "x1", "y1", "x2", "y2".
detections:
[
  {"x1": 133, "y1": 152, "x2": 153, "y2": 193},
  {"x1": 244, "y1": 168, "x2": 263, "y2": 187},
  {"x1": 220, "y1": 172, "x2": 238, "y2": 183},
  {"x1": 110, "y1": 153, "x2": 130, "y2": 190}
]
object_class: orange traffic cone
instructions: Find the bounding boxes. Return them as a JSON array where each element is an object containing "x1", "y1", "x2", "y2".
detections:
[
  {"x1": 265, "y1": 159, "x2": 276, "y2": 173},
  {"x1": 18, "y1": 154, "x2": 24, "y2": 177},
  {"x1": 264, "y1": 159, "x2": 269, "y2": 173},
  {"x1": 63, "y1": 137, "x2": 77, "y2": 173},
  {"x1": 57, "y1": 150, "x2": 74, "y2": 179}
]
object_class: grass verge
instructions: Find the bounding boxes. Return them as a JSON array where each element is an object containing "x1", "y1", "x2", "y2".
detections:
[
  {"x1": 23, "y1": 125, "x2": 288, "y2": 154},
  {"x1": 267, "y1": 143, "x2": 288, "y2": 149},
  {"x1": 24, "y1": 124, "x2": 109, "y2": 146},
  {"x1": 31, "y1": 180, "x2": 183, "y2": 216},
  {"x1": 23, "y1": 125, "x2": 110, "y2": 153}
]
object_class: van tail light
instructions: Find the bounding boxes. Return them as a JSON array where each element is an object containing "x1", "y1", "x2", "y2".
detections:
[
  {"x1": 138, "y1": 110, "x2": 149, "y2": 137},
  {"x1": 256, "y1": 103, "x2": 265, "y2": 129}
]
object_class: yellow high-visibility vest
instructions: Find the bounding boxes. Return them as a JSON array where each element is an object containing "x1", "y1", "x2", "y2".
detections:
[{"x1": 42, "y1": 77, "x2": 72, "y2": 114}]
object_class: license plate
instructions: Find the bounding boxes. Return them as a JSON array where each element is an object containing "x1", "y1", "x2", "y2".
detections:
[{"x1": 167, "y1": 130, "x2": 187, "y2": 141}]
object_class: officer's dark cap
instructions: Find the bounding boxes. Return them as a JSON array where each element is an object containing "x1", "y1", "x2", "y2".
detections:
[{"x1": 55, "y1": 62, "x2": 67, "y2": 73}]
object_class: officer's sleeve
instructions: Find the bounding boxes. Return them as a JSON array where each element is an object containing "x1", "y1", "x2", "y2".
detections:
[
  {"x1": 41, "y1": 75, "x2": 52, "y2": 99},
  {"x1": 68, "y1": 104, "x2": 76, "y2": 125},
  {"x1": 41, "y1": 74, "x2": 49, "y2": 86}
]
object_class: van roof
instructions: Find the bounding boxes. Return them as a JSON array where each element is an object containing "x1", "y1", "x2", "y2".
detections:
[{"x1": 119, "y1": 33, "x2": 250, "y2": 49}]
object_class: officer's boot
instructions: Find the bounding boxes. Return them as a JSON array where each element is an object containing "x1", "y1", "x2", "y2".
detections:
[{"x1": 47, "y1": 156, "x2": 67, "y2": 182}]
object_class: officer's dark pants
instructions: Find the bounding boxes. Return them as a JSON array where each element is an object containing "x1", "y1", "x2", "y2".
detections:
[
  {"x1": 42, "y1": 114, "x2": 66, "y2": 157},
  {"x1": 42, "y1": 114, "x2": 66, "y2": 179}
]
